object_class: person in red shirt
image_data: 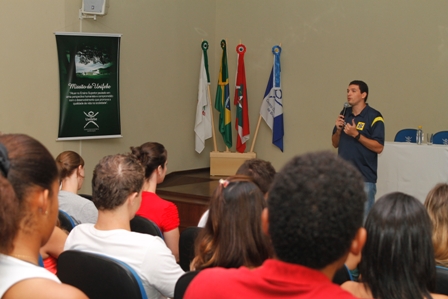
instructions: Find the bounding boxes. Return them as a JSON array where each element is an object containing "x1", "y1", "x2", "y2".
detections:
[
  {"x1": 131, "y1": 142, "x2": 180, "y2": 261},
  {"x1": 184, "y1": 151, "x2": 367, "y2": 299}
]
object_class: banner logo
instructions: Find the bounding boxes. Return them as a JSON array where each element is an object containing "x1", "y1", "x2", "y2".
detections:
[{"x1": 84, "y1": 111, "x2": 99, "y2": 132}]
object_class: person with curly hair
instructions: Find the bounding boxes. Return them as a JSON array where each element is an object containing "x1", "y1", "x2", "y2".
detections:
[{"x1": 185, "y1": 151, "x2": 367, "y2": 299}]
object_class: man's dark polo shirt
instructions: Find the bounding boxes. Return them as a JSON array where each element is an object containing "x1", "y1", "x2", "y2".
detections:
[{"x1": 332, "y1": 104, "x2": 385, "y2": 183}]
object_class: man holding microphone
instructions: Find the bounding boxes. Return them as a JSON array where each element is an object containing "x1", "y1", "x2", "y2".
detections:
[{"x1": 332, "y1": 80, "x2": 385, "y2": 216}]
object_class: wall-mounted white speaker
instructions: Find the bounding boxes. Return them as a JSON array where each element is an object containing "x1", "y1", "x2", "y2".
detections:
[{"x1": 81, "y1": 0, "x2": 107, "y2": 15}]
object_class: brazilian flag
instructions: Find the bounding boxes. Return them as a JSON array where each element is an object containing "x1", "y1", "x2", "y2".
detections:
[{"x1": 215, "y1": 40, "x2": 232, "y2": 148}]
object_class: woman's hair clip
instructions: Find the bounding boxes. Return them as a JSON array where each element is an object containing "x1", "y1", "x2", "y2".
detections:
[
  {"x1": 0, "y1": 143, "x2": 10, "y2": 178},
  {"x1": 219, "y1": 179, "x2": 229, "y2": 188}
]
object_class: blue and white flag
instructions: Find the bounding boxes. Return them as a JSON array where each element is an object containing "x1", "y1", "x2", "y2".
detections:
[{"x1": 260, "y1": 45, "x2": 283, "y2": 151}]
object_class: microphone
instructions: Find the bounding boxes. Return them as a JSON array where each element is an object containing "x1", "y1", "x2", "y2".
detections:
[{"x1": 342, "y1": 102, "x2": 350, "y2": 118}]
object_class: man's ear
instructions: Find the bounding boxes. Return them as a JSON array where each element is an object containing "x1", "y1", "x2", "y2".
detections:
[
  {"x1": 128, "y1": 192, "x2": 140, "y2": 206},
  {"x1": 349, "y1": 227, "x2": 367, "y2": 256},
  {"x1": 261, "y1": 208, "x2": 269, "y2": 236},
  {"x1": 362, "y1": 92, "x2": 367, "y2": 101}
]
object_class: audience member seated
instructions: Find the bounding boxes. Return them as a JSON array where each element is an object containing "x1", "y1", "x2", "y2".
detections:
[
  {"x1": 64, "y1": 153, "x2": 184, "y2": 298},
  {"x1": 425, "y1": 183, "x2": 448, "y2": 267},
  {"x1": 191, "y1": 175, "x2": 273, "y2": 271},
  {"x1": 342, "y1": 192, "x2": 448, "y2": 299},
  {"x1": 185, "y1": 151, "x2": 367, "y2": 299},
  {"x1": 55, "y1": 151, "x2": 97, "y2": 224},
  {"x1": 131, "y1": 142, "x2": 180, "y2": 261},
  {"x1": 40, "y1": 225, "x2": 68, "y2": 274},
  {"x1": 197, "y1": 158, "x2": 276, "y2": 227},
  {"x1": 0, "y1": 134, "x2": 86, "y2": 299}
]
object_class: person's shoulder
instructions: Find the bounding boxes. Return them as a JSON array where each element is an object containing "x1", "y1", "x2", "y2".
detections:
[
  {"x1": 184, "y1": 268, "x2": 241, "y2": 299},
  {"x1": 4, "y1": 278, "x2": 88, "y2": 299},
  {"x1": 127, "y1": 229, "x2": 166, "y2": 248},
  {"x1": 340, "y1": 281, "x2": 371, "y2": 298},
  {"x1": 431, "y1": 293, "x2": 448, "y2": 299},
  {"x1": 366, "y1": 105, "x2": 383, "y2": 116}
]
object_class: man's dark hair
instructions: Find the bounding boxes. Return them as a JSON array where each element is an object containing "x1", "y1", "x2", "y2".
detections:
[
  {"x1": 92, "y1": 154, "x2": 144, "y2": 210},
  {"x1": 349, "y1": 80, "x2": 369, "y2": 102},
  {"x1": 268, "y1": 151, "x2": 365, "y2": 269},
  {"x1": 236, "y1": 158, "x2": 276, "y2": 194}
]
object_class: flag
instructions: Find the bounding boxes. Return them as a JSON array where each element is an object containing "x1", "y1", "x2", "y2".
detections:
[
  {"x1": 215, "y1": 39, "x2": 232, "y2": 149},
  {"x1": 234, "y1": 44, "x2": 250, "y2": 153},
  {"x1": 195, "y1": 41, "x2": 212, "y2": 153},
  {"x1": 260, "y1": 45, "x2": 284, "y2": 151}
]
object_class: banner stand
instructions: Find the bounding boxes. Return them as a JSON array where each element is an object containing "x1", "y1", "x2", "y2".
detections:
[{"x1": 210, "y1": 151, "x2": 256, "y2": 176}]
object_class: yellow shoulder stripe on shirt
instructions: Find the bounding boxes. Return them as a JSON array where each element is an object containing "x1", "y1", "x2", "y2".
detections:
[{"x1": 371, "y1": 116, "x2": 384, "y2": 126}]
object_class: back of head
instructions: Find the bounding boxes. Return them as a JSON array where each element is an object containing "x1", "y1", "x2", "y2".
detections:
[
  {"x1": 92, "y1": 154, "x2": 144, "y2": 210},
  {"x1": 193, "y1": 175, "x2": 272, "y2": 270},
  {"x1": 349, "y1": 80, "x2": 369, "y2": 102},
  {"x1": 268, "y1": 151, "x2": 365, "y2": 269},
  {"x1": 424, "y1": 183, "x2": 448, "y2": 267},
  {"x1": 0, "y1": 134, "x2": 58, "y2": 253},
  {"x1": 235, "y1": 159, "x2": 276, "y2": 194},
  {"x1": 360, "y1": 192, "x2": 435, "y2": 299},
  {"x1": 130, "y1": 142, "x2": 167, "y2": 179},
  {"x1": 55, "y1": 151, "x2": 85, "y2": 182}
]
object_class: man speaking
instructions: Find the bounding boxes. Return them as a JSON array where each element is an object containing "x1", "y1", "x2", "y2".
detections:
[{"x1": 332, "y1": 80, "x2": 385, "y2": 216}]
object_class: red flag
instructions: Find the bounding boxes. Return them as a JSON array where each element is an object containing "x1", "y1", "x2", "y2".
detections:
[{"x1": 234, "y1": 44, "x2": 250, "y2": 153}]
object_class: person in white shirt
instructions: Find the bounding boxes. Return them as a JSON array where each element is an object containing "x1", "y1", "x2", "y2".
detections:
[
  {"x1": 64, "y1": 153, "x2": 184, "y2": 299},
  {"x1": 0, "y1": 134, "x2": 86, "y2": 299}
]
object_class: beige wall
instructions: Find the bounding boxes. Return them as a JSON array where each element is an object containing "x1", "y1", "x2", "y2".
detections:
[{"x1": 1, "y1": 1, "x2": 448, "y2": 193}]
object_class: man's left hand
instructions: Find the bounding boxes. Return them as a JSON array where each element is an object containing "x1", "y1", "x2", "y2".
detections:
[{"x1": 344, "y1": 119, "x2": 358, "y2": 138}]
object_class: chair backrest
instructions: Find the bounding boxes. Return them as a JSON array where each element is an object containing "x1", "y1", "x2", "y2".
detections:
[
  {"x1": 436, "y1": 266, "x2": 448, "y2": 295},
  {"x1": 432, "y1": 131, "x2": 448, "y2": 145},
  {"x1": 58, "y1": 250, "x2": 148, "y2": 299},
  {"x1": 332, "y1": 264, "x2": 353, "y2": 285},
  {"x1": 173, "y1": 270, "x2": 200, "y2": 299},
  {"x1": 179, "y1": 227, "x2": 202, "y2": 272},
  {"x1": 130, "y1": 215, "x2": 163, "y2": 238},
  {"x1": 58, "y1": 210, "x2": 76, "y2": 232},
  {"x1": 394, "y1": 128, "x2": 417, "y2": 143}
]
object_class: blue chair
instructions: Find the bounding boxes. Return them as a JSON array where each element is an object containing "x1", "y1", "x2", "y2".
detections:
[
  {"x1": 179, "y1": 227, "x2": 202, "y2": 272},
  {"x1": 436, "y1": 265, "x2": 448, "y2": 295},
  {"x1": 58, "y1": 250, "x2": 148, "y2": 299},
  {"x1": 432, "y1": 131, "x2": 448, "y2": 145},
  {"x1": 174, "y1": 270, "x2": 200, "y2": 299},
  {"x1": 130, "y1": 215, "x2": 164, "y2": 239},
  {"x1": 394, "y1": 129, "x2": 417, "y2": 143},
  {"x1": 58, "y1": 210, "x2": 77, "y2": 232}
]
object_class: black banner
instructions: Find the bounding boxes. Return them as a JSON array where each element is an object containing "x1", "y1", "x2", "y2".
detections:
[{"x1": 55, "y1": 32, "x2": 121, "y2": 140}]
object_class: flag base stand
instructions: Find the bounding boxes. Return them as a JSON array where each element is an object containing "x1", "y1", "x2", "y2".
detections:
[{"x1": 210, "y1": 151, "x2": 256, "y2": 176}]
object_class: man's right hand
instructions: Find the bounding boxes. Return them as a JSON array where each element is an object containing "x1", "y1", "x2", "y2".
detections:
[{"x1": 335, "y1": 115, "x2": 345, "y2": 131}]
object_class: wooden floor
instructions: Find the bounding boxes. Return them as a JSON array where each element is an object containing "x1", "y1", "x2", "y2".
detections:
[{"x1": 157, "y1": 168, "x2": 224, "y2": 231}]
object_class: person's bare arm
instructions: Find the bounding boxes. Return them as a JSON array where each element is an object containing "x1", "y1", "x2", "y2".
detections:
[
  {"x1": 164, "y1": 227, "x2": 180, "y2": 262},
  {"x1": 332, "y1": 115, "x2": 345, "y2": 148},
  {"x1": 39, "y1": 226, "x2": 68, "y2": 259}
]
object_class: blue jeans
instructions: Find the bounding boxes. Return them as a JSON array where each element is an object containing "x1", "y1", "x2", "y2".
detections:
[{"x1": 364, "y1": 182, "x2": 376, "y2": 218}]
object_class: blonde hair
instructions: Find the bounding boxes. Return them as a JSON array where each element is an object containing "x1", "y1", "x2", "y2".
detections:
[{"x1": 424, "y1": 183, "x2": 448, "y2": 267}]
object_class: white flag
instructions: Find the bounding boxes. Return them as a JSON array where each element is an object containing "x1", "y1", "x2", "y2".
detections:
[{"x1": 195, "y1": 50, "x2": 212, "y2": 153}]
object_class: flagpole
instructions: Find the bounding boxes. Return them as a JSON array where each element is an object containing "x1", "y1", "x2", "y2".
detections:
[
  {"x1": 208, "y1": 83, "x2": 218, "y2": 152},
  {"x1": 249, "y1": 115, "x2": 262, "y2": 153},
  {"x1": 225, "y1": 38, "x2": 230, "y2": 153}
]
